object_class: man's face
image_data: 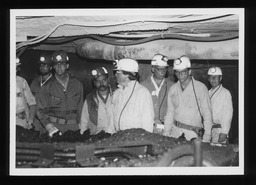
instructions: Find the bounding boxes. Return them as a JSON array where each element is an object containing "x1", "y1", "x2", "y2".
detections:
[
  {"x1": 152, "y1": 66, "x2": 167, "y2": 79},
  {"x1": 53, "y1": 62, "x2": 68, "y2": 76},
  {"x1": 115, "y1": 70, "x2": 127, "y2": 85},
  {"x1": 94, "y1": 74, "x2": 109, "y2": 91},
  {"x1": 175, "y1": 68, "x2": 190, "y2": 83},
  {"x1": 208, "y1": 75, "x2": 222, "y2": 88},
  {"x1": 39, "y1": 63, "x2": 52, "y2": 76}
]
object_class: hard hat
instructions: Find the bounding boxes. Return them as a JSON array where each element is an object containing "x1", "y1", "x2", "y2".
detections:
[
  {"x1": 173, "y1": 56, "x2": 191, "y2": 71},
  {"x1": 51, "y1": 50, "x2": 69, "y2": 63},
  {"x1": 151, "y1": 54, "x2": 169, "y2": 67},
  {"x1": 91, "y1": 67, "x2": 108, "y2": 77},
  {"x1": 38, "y1": 54, "x2": 52, "y2": 65},
  {"x1": 113, "y1": 58, "x2": 139, "y2": 73},
  {"x1": 208, "y1": 66, "x2": 222, "y2": 75},
  {"x1": 16, "y1": 57, "x2": 21, "y2": 66}
]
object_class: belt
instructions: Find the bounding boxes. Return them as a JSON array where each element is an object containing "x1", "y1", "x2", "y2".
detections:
[
  {"x1": 212, "y1": 123, "x2": 222, "y2": 129},
  {"x1": 49, "y1": 116, "x2": 77, "y2": 125},
  {"x1": 49, "y1": 110, "x2": 78, "y2": 115},
  {"x1": 174, "y1": 121, "x2": 202, "y2": 134},
  {"x1": 16, "y1": 111, "x2": 26, "y2": 120}
]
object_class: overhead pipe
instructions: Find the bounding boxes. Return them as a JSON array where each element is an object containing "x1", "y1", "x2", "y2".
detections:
[{"x1": 76, "y1": 37, "x2": 239, "y2": 61}]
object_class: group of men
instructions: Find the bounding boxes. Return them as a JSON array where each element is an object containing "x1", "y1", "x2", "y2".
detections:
[{"x1": 16, "y1": 50, "x2": 233, "y2": 144}]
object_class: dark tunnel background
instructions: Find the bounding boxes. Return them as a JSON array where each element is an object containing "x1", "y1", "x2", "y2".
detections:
[{"x1": 17, "y1": 49, "x2": 239, "y2": 144}]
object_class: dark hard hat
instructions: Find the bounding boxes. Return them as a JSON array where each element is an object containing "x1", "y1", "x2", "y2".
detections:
[
  {"x1": 51, "y1": 50, "x2": 69, "y2": 63},
  {"x1": 91, "y1": 67, "x2": 108, "y2": 78},
  {"x1": 38, "y1": 54, "x2": 52, "y2": 64}
]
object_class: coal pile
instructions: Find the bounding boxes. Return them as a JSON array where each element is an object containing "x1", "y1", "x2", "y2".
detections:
[
  {"x1": 15, "y1": 126, "x2": 239, "y2": 168},
  {"x1": 16, "y1": 125, "x2": 111, "y2": 143}
]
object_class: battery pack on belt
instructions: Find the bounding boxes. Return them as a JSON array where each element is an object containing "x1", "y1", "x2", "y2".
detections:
[
  {"x1": 49, "y1": 116, "x2": 77, "y2": 125},
  {"x1": 212, "y1": 123, "x2": 222, "y2": 129}
]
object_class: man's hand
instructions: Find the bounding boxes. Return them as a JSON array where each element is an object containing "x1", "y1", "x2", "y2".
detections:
[{"x1": 46, "y1": 123, "x2": 62, "y2": 137}]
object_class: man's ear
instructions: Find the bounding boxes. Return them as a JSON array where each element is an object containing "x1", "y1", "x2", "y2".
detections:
[
  {"x1": 220, "y1": 76, "x2": 222, "y2": 81},
  {"x1": 66, "y1": 64, "x2": 69, "y2": 69},
  {"x1": 189, "y1": 69, "x2": 192, "y2": 76},
  {"x1": 151, "y1": 66, "x2": 155, "y2": 73}
]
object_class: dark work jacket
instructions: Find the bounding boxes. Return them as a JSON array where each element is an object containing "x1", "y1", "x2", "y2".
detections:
[
  {"x1": 141, "y1": 76, "x2": 174, "y2": 123},
  {"x1": 36, "y1": 74, "x2": 83, "y2": 131},
  {"x1": 86, "y1": 87, "x2": 112, "y2": 126}
]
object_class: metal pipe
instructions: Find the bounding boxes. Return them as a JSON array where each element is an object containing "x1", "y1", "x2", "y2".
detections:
[{"x1": 194, "y1": 139, "x2": 203, "y2": 166}]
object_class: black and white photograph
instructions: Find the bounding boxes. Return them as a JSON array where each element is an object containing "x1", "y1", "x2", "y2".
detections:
[{"x1": 9, "y1": 8, "x2": 244, "y2": 175}]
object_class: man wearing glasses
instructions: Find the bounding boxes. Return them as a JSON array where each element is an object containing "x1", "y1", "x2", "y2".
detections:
[
  {"x1": 164, "y1": 55, "x2": 212, "y2": 142},
  {"x1": 80, "y1": 67, "x2": 115, "y2": 135},
  {"x1": 36, "y1": 50, "x2": 84, "y2": 137},
  {"x1": 141, "y1": 54, "x2": 174, "y2": 134}
]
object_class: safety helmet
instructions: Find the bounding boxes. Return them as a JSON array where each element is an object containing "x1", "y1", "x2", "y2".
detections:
[
  {"x1": 151, "y1": 54, "x2": 169, "y2": 67},
  {"x1": 16, "y1": 57, "x2": 21, "y2": 66},
  {"x1": 38, "y1": 54, "x2": 52, "y2": 65},
  {"x1": 208, "y1": 66, "x2": 222, "y2": 75},
  {"x1": 51, "y1": 50, "x2": 69, "y2": 63},
  {"x1": 113, "y1": 58, "x2": 139, "y2": 73},
  {"x1": 173, "y1": 56, "x2": 191, "y2": 71},
  {"x1": 91, "y1": 67, "x2": 108, "y2": 78}
]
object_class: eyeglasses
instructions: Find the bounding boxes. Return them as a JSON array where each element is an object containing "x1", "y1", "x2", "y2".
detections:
[
  {"x1": 53, "y1": 62, "x2": 66, "y2": 67},
  {"x1": 175, "y1": 69, "x2": 189, "y2": 76},
  {"x1": 154, "y1": 66, "x2": 167, "y2": 72},
  {"x1": 40, "y1": 63, "x2": 50, "y2": 67}
]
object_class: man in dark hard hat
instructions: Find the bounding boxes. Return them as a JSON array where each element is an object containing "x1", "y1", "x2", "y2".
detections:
[
  {"x1": 36, "y1": 50, "x2": 84, "y2": 137},
  {"x1": 30, "y1": 53, "x2": 53, "y2": 133},
  {"x1": 80, "y1": 67, "x2": 115, "y2": 135}
]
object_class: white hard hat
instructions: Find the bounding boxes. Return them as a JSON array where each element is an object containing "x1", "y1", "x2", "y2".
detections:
[
  {"x1": 114, "y1": 58, "x2": 139, "y2": 73},
  {"x1": 151, "y1": 54, "x2": 169, "y2": 67},
  {"x1": 173, "y1": 56, "x2": 191, "y2": 71},
  {"x1": 16, "y1": 57, "x2": 21, "y2": 66},
  {"x1": 208, "y1": 66, "x2": 222, "y2": 75}
]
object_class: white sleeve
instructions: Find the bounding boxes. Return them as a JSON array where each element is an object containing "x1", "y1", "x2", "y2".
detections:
[
  {"x1": 79, "y1": 100, "x2": 90, "y2": 133},
  {"x1": 220, "y1": 91, "x2": 233, "y2": 134},
  {"x1": 164, "y1": 88, "x2": 175, "y2": 136},
  {"x1": 140, "y1": 89, "x2": 154, "y2": 132}
]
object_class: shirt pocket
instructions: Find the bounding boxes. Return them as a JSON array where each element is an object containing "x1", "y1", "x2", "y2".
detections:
[
  {"x1": 171, "y1": 93, "x2": 179, "y2": 109},
  {"x1": 50, "y1": 95, "x2": 61, "y2": 107},
  {"x1": 71, "y1": 92, "x2": 80, "y2": 103}
]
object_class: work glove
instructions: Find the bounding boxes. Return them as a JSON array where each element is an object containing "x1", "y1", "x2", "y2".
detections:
[
  {"x1": 218, "y1": 133, "x2": 228, "y2": 144},
  {"x1": 46, "y1": 123, "x2": 62, "y2": 137}
]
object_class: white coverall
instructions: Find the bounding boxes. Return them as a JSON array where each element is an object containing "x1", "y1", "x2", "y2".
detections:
[
  {"x1": 164, "y1": 77, "x2": 213, "y2": 141},
  {"x1": 209, "y1": 84, "x2": 233, "y2": 143},
  {"x1": 80, "y1": 93, "x2": 115, "y2": 135},
  {"x1": 16, "y1": 76, "x2": 36, "y2": 128},
  {"x1": 112, "y1": 80, "x2": 154, "y2": 133}
]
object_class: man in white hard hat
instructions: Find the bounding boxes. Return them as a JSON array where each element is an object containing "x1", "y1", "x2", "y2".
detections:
[
  {"x1": 36, "y1": 50, "x2": 84, "y2": 137},
  {"x1": 80, "y1": 67, "x2": 115, "y2": 135},
  {"x1": 208, "y1": 66, "x2": 233, "y2": 144},
  {"x1": 141, "y1": 54, "x2": 174, "y2": 134},
  {"x1": 112, "y1": 58, "x2": 154, "y2": 133},
  {"x1": 16, "y1": 57, "x2": 36, "y2": 129},
  {"x1": 164, "y1": 55, "x2": 212, "y2": 142}
]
